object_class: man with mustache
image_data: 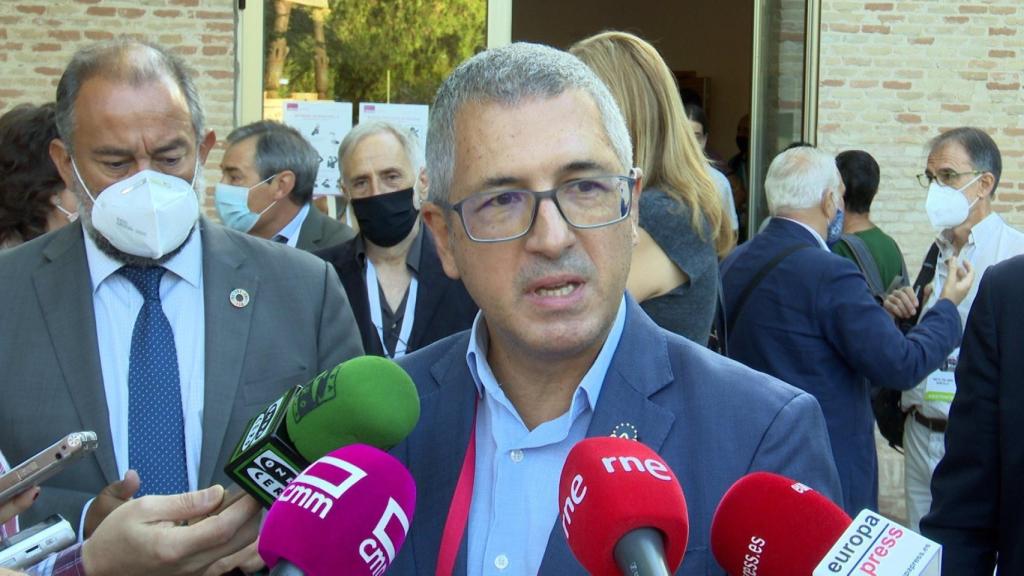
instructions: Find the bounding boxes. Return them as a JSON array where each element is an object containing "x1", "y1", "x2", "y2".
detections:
[
  {"x1": 387, "y1": 42, "x2": 842, "y2": 575},
  {"x1": 0, "y1": 38, "x2": 363, "y2": 573}
]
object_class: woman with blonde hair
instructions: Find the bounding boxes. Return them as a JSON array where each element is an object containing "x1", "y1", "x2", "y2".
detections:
[{"x1": 571, "y1": 31, "x2": 733, "y2": 344}]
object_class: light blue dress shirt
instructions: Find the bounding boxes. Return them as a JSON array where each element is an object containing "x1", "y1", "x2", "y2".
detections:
[
  {"x1": 465, "y1": 296, "x2": 627, "y2": 576},
  {"x1": 274, "y1": 203, "x2": 310, "y2": 247},
  {"x1": 83, "y1": 226, "x2": 206, "y2": 492}
]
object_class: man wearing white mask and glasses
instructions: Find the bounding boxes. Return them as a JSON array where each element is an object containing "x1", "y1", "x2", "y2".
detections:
[
  {"x1": 0, "y1": 38, "x2": 363, "y2": 574},
  {"x1": 885, "y1": 126, "x2": 1024, "y2": 531},
  {"x1": 215, "y1": 120, "x2": 355, "y2": 250}
]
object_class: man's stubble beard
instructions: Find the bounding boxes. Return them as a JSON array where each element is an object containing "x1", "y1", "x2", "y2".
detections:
[{"x1": 75, "y1": 166, "x2": 204, "y2": 268}]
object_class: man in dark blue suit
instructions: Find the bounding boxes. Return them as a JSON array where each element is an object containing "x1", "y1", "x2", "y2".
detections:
[
  {"x1": 388, "y1": 43, "x2": 843, "y2": 575},
  {"x1": 921, "y1": 255, "x2": 1024, "y2": 575},
  {"x1": 720, "y1": 146, "x2": 972, "y2": 516}
]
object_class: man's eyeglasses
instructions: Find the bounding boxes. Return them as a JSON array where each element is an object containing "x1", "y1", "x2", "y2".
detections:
[
  {"x1": 916, "y1": 169, "x2": 982, "y2": 188},
  {"x1": 439, "y1": 174, "x2": 636, "y2": 243}
]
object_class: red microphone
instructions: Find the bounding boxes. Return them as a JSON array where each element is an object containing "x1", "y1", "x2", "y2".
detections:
[
  {"x1": 558, "y1": 436, "x2": 688, "y2": 576},
  {"x1": 710, "y1": 472, "x2": 850, "y2": 576},
  {"x1": 258, "y1": 444, "x2": 416, "y2": 576}
]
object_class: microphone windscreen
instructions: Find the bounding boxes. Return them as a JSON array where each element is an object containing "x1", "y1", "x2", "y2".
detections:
[
  {"x1": 710, "y1": 471, "x2": 850, "y2": 576},
  {"x1": 558, "y1": 436, "x2": 688, "y2": 576},
  {"x1": 258, "y1": 444, "x2": 416, "y2": 576},
  {"x1": 286, "y1": 356, "x2": 420, "y2": 461}
]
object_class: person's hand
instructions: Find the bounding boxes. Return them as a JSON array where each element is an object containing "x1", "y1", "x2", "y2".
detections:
[
  {"x1": 884, "y1": 286, "x2": 919, "y2": 320},
  {"x1": 202, "y1": 540, "x2": 264, "y2": 576},
  {"x1": 0, "y1": 486, "x2": 39, "y2": 525},
  {"x1": 81, "y1": 485, "x2": 263, "y2": 576},
  {"x1": 939, "y1": 257, "x2": 975, "y2": 306},
  {"x1": 84, "y1": 469, "x2": 140, "y2": 538}
]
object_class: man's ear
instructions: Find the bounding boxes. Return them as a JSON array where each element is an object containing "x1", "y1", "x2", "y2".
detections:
[
  {"x1": 422, "y1": 203, "x2": 461, "y2": 280},
  {"x1": 198, "y1": 130, "x2": 216, "y2": 165},
  {"x1": 978, "y1": 172, "x2": 996, "y2": 198},
  {"x1": 49, "y1": 138, "x2": 76, "y2": 192},
  {"x1": 274, "y1": 170, "x2": 297, "y2": 201}
]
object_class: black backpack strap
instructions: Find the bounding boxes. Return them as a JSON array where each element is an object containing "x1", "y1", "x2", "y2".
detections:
[
  {"x1": 726, "y1": 244, "x2": 811, "y2": 336},
  {"x1": 838, "y1": 234, "x2": 885, "y2": 299}
]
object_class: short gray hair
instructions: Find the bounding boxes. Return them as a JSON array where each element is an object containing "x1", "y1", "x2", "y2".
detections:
[
  {"x1": 929, "y1": 126, "x2": 1002, "y2": 195},
  {"x1": 765, "y1": 146, "x2": 842, "y2": 216},
  {"x1": 55, "y1": 38, "x2": 204, "y2": 153},
  {"x1": 227, "y1": 120, "x2": 319, "y2": 205},
  {"x1": 425, "y1": 42, "x2": 632, "y2": 204},
  {"x1": 338, "y1": 120, "x2": 423, "y2": 184}
]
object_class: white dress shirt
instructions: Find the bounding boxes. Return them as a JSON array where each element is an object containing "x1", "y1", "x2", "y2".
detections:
[{"x1": 273, "y1": 203, "x2": 310, "y2": 247}]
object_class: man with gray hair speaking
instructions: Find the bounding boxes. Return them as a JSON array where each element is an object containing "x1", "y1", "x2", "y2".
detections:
[
  {"x1": 215, "y1": 120, "x2": 355, "y2": 250},
  {"x1": 387, "y1": 43, "x2": 842, "y2": 575},
  {"x1": 720, "y1": 145, "x2": 972, "y2": 517}
]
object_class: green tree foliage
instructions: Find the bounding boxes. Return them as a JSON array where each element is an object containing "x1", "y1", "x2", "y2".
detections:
[{"x1": 267, "y1": 0, "x2": 486, "y2": 110}]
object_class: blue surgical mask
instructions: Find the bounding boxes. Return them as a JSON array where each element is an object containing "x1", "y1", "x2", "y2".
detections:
[
  {"x1": 826, "y1": 199, "x2": 845, "y2": 247},
  {"x1": 214, "y1": 174, "x2": 277, "y2": 233}
]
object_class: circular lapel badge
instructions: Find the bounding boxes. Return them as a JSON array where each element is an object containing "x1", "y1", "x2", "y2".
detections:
[
  {"x1": 610, "y1": 422, "x2": 639, "y2": 441},
  {"x1": 229, "y1": 288, "x2": 250, "y2": 308}
]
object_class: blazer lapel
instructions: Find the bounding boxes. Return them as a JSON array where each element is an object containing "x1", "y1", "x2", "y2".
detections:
[
  {"x1": 405, "y1": 335, "x2": 476, "y2": 575},
  {"x1": 296, "y1": 208, "x2": 324, "y2": 251},
  {"x1": 198, "y1": 221, "x2": 259, "y2": 486},
  {"x1": 32, "y1": 223, "x2": 119, "y2": 484},
  {"x1": 540, "y1": 298, "x2": 677, "y2": 572}
]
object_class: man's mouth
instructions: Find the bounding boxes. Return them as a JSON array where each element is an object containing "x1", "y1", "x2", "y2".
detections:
[{"x1": 533, "y1": 281, "x2": 581, "y2": 297}]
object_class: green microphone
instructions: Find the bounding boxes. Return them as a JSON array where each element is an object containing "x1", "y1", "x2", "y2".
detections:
[{"x1": 225, "y1": 356, "x2": 421, "y2": 507}]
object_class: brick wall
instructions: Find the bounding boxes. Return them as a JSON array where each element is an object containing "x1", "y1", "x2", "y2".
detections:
[
  {"x1": 818, "y1": 0, "x2": 1024, "y2": 274},
  {"x1": 818, "y1": 0, "x2": 1024, "y2": 524},
  {"x1": 0, "y1": 0, "x2": 236, "y2": 210}
]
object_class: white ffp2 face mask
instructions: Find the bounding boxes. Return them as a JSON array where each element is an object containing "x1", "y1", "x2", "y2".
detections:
[
  {"x1": 73, "y1": 161, "x2": 200, "y2": 259},
  {"x1": 925, "y1": 174, "x2": 981, "y2": 231}
]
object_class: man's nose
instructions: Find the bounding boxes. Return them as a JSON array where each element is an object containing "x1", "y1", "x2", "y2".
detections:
[{"x1": 525, "y1": 198, "x2": 575, "y2": 258}]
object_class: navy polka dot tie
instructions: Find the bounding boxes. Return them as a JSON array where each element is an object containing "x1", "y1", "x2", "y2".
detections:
[{"x1": 118, "y1": 266, "x2": 189, "y2": 496}]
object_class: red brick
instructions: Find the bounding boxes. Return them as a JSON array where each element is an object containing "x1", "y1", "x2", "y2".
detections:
[
  {"x1": 32, "y1": 42, "x2": 61, "y2": 52},
  {"x1": 960, "y1": 5, "x2": 987, "y2": 13},
  {"x1": 195, "y1": 11, "x2": 230, "y2": 20},
  {"x1": 819, "y1": 123, "x2": 840, "y2": 133},
  {"x1": 941, "y1": 104, "x2": 970, "y2": 113},
  {"x1": 897, "y1": 114, "x2": 921, "y2": 124},
  {"x1": 168, "y1": 0, "x2": 200, "y2": 5},
  {"x1": 1004, "y1": 128, "x2": 1024, "y2": 137},
  {"x1": 16, "y1": 5, "x2": 45, "y2": 15},
  {"x1": 84, "y1": 30, "x2": 114, "y2": 41},
  {"x1": 911, "y1": 37, "x2": 934, "y2": 45},
  {"x1": 851, "y1": 80, "x2": 879, "y2": 88},
  {"x1": 987, "y1": 82, "x2": 1021, "y2": 91},
  {"x1": 154, "y1": 10, "x2": 182, "y2": 18},
  {"x1": 33, "y1": 66, "x2": 63, "y2": 77},
  {"x1": 203, "y1": 46, "x2": 230, "y2": 56},
  {"x1": 969, "y1": 59, "x2": 998, "y2": 70},
  {"x1": 118, "y1": 8, "x2": 146, "y2": 18},
  {"x1": 48, "y1": 30, "x2": 81, "y2": 42},
  {"x1": 865, "y1": 2, "x2": 893, "y2": 10},
  {"x1": 945, "y1": 16, "x2": 969, "y2": 24},
  {"x1": 879, "y1": 14, "x2": 905, "y2": 23},
  {"x1": 883, "y1": 80, "x2": 912, "y2": 90},
  {"x1": 172, "y1": 46, "x2": 198, "y2": 55},
  {"x1": 85, "y1": 6, "x2": 116, "y2": 16},
  {"x1": 862, "y1": 25, "x2": 891, "y2": 34},
  {"x1": 960, "y1": 71, "x2": 988, "y2": 81},
  {"x1": 205, "y1": 22, "x2": 234, "y2": 32},
  {"x1": 0, "y1": 89, "x2": 25, "y2": 98},
  {"x1": 990, "y1": 50, "x2": 1016, "y2": 58},
  {"x1": 989, "y1": 27, "x2": 1016, "y2": 36},
  {"x1": 990, "y1": 6, "x2": 1016, "y2": 15},
  {"x1": 830, "y1": 23, "x2": 859, "y2": 33},
  {"x1": 74, "y1": 0, "x2": 101, "y2": 3},
  {"x1": 205, "y1": 69, "x2": 234, "y2": 80}
]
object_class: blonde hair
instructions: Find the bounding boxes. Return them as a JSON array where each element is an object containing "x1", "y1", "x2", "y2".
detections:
[{"x1": 570, "y1": 31, "x2": 733, "y2": 256}]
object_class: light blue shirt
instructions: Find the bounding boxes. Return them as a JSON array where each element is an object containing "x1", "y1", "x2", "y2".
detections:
[
  {"x1": 465, "y1": 296, "x2": 627, "y2": 576},
  {"x1": 274, "y1": 203, "x2": 310, "y2": 247},
  {"x1": 83, "y1": 226, "x2": 206, "y2": 491}
]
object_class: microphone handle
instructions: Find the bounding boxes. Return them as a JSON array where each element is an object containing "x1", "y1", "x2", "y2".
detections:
[
  {"x1": 613, "y1": 527, "x2": 672, "y2": 576},
  {"x1": 269, "y1": 560, "x2": 306, "y2": 576}
]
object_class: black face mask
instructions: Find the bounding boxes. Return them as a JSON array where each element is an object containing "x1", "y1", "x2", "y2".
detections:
[{"x1": 351, "y1": 187, "x2": 419, "y2": 247}]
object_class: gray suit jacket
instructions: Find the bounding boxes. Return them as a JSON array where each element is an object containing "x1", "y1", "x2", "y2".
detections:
[
  {"x1": 295, "y1": 205, "x2": 355, "y2": 252},
  {"x1": 389, "y1": 297, "x2": 843, "y2": 575},
  {"x1": 0, "y1": 219, "x2": 364, "y2": 528}
]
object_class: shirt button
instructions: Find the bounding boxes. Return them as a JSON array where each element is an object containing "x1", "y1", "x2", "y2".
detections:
[
  {"x1": 494, "y1": 554, "x2": 509, "y2": 570},
  {"x1": 509, "y1": 449, "x2": 524, "y2": 463}
]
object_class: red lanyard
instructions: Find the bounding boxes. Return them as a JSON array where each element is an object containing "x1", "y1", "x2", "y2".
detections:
[{"x1": 436, "y1": 407, "x2": 478, "y2": 576}]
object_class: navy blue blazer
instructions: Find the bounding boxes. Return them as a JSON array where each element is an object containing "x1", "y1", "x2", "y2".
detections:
[
  {"x1": 720, "y1": 218, "x2": 961, "y2": 515},
  {"x1": 922, "y1": 255, "x2": 1024, "y2": 575},
  {"x1": 315, "y1": 226, "x2": 477, "y2": 357},
  {"x1": 389, "y1": 296, "x2": 843, "y2": 575}
]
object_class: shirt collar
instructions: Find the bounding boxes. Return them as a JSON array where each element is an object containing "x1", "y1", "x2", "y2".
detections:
[
  {"x1": 273, "y1": 203, "x2": 310, "y2": 246},
  {"x1": 935, "y1": 212, "x2": 1003, "y2": 255},
  {"x1": 355, "y1": 223, "x2": 423, "y2": 274},
  {"x1": 465, "y1": 295, "x2": 628, "y2": 416},
  {"x1": 777, "y1": 216, "x2": 829, "y2": 250},
  {"x1": 82, "y1": 222, "x2": 203, "y2": 291}
]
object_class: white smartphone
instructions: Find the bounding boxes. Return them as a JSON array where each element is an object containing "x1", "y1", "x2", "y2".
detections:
[
  {"x1": 0, "y1": 431, "x2": 99, "y2": 503},
  {"x1": 0, "y1": 514, "x2": 76, "y2": 569}
]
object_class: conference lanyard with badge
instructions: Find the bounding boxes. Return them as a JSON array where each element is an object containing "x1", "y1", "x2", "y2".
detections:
[
  {"x1": 923, "y1": 348, "x2": 958, "y2": 418},
  {"x1": 366, "y1": 258, "x2": 418, "y2": 359}
]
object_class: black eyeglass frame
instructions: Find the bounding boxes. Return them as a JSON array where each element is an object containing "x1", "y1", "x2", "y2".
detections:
[
  {"x1": 915, "y1": 169, "x2": 983, "y2": 189},
  {"x1": 438, "y1": 173, "x2": 638, "y2": 243}
]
